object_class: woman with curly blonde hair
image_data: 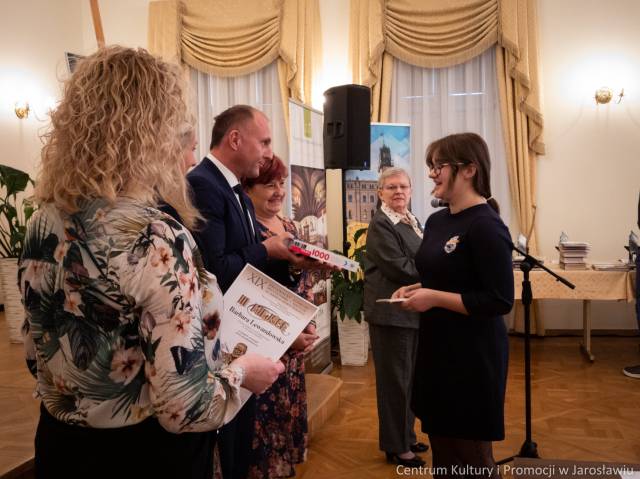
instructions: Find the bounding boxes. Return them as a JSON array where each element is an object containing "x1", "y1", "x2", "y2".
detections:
[
  {"x1": 37, "y1": 47, "x2": 196, "y2": 228},
  {"x1": 20, "y1": 46, "x2": 283, "y2": 479}
]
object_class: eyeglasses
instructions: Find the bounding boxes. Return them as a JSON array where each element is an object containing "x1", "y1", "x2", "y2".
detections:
[
  {"x1": 382, "y1": 184, "x2": 411, "y2": 191},
  {"x1": 428, "y1": 162, "x2": 462, "y2": 175}
]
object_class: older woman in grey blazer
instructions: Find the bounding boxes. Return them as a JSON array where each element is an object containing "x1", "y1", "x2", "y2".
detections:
[{"x1": 364, "y1": 167, "x2": 427, "y2": 467}]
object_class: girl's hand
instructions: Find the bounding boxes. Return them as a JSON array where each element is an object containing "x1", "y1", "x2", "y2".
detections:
[
  {"x1": 391, "y1": 283, "x2": 420, "y2": 300},
  {"x1": 401, "y1": 288, "x2": 438, "y2": 313}
]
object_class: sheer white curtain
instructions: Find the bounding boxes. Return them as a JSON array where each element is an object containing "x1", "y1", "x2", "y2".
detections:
[
  {"x1": 189, "y1": 61, "x2": 288, "y2": 164},
  {"x1": 390, "y1": 46, "x2": 511, "y2": 228}
]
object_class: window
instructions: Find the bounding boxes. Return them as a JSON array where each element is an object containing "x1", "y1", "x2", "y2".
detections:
[
  {"x1": 190, "y1": 61, "x2": 287, "y2": 169},
  {"x1": 390, "y1": 47, "x2": 511, "y2": 226}
]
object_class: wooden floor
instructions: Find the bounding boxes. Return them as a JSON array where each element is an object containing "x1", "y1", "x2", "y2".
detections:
[
  {"x1": 297, "y1": 336, "x2": 640, "y2": 478},
  {"x1": 0, "y1": 315, "x2": 39, "y2": 479},
  {"x1": 2, "y1": 312, "x2": 640, "y2": 478}
]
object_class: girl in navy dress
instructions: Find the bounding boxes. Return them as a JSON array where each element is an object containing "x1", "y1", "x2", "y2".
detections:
[{"x1": 393, "y1": 133, "x2": 514, "y2": 478}]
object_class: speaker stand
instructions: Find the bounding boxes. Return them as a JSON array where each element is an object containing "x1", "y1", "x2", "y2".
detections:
[{"x1": 340, "y1": 169, "x2": 350, "y2": 257}]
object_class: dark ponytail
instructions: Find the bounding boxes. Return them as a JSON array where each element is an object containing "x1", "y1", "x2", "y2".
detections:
[{"x1": 486, "y1": 197, "x2": 500, "y2": 214}]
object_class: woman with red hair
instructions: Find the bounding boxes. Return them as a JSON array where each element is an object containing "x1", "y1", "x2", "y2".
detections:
[{"x1": 243, "y1": 155, "x2": 320, "y2": 479}]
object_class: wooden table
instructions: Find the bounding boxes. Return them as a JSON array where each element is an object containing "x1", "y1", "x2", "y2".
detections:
[{"x1": 513, "y1": 266, "x2": 637, "y2": 361}]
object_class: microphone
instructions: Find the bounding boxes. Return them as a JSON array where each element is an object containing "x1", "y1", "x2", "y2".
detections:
[{"x1": 430, "y1": 198, "x2": 448, "y2": 208}]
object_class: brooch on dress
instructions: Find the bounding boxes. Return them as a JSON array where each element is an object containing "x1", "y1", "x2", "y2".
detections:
[{"x1": 444, "y1": 235, "x2": 460, "y2": 254}]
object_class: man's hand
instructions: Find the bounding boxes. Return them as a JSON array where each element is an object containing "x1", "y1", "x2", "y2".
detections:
[{"x1": 263, "y1": 232, "x2": 295, "y2": 260}]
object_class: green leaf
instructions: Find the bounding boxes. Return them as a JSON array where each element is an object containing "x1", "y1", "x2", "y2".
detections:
[
  {"x1": 343, "y1": 288, "x2": 363, "y2": 321},
  {"x1": 0, "y1": 165, "x2": 31, "y2": 196},
  {"x1": 0, "y1": 164, "x2": 36, "y2": 257},
  {"x1": 352, "y1": 249, "x2": 367, "y2": 267},
  {"x1": 331, "y1": 280, "x2": 347, "y2": 296},
  {"x1": 4, "y1": 204, "x2": 17, "y2": 224},
  {"x1": 330, "y1": 229, "x2": 367, "y2": 320},
  {"x1": 353, "y1": 227, "x2": 368, "y2": 246}
]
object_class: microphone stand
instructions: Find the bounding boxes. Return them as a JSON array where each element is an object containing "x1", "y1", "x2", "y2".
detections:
[{"x1": 497, "y1": 245, "x2": 575, "y2": 464}]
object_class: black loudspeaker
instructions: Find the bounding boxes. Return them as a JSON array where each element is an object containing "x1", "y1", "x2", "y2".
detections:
[{"x1": 323, "y1": 84, "x2": 371, "y2": 170}]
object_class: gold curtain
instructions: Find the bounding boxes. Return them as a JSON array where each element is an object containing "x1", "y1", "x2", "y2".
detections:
[
  {"x1": 351, "y1": 0, "x2": 505, "y2": 120},
  {"x1": 350, "y1": 0, "x2": 545, "y2": 334},
  {"x1": 349, "y1": 0, "x2": 388, "y2": 121},
  {"x1": 148, "y1": 0, "x2": 322, "y2": 132},
  {"x1": 496, "y1": 0, "x2": 545, "y2": 335},
  {"x1": 148, "y1": 1, "x2": 182, "y2": 65}
]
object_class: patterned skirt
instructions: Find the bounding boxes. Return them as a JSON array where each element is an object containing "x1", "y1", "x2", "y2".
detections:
[{"x1": 248, "y1": 351, "x2": 308, "y2": 479}]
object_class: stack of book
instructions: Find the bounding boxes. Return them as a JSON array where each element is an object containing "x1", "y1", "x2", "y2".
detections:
[
  {"x1": 512, "y1": 254, "x2": 525, "y2": 269},
  {"x1": 591, "y1": 261, "x2": 633, "y2": 272},
  {"x1": 512, "y1": 254, "x2": 544, "y2": 270},
  {"x1": 557, "y1": 241, "x2": 590, "y2": 270}
]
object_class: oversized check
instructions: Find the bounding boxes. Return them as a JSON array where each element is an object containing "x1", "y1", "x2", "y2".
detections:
[{"x1": 289, "y1": 238, "x2": 360, "y2": 272}]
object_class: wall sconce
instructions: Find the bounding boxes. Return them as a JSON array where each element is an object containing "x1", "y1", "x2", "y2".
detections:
[
  {"x1": 14, "y1": 101, "x2": 30, "y2": 119},
  {"x1": 595, "y1": 87, "x2": 624, "y2": 105}
]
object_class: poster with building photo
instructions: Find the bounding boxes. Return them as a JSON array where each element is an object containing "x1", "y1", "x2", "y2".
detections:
[
  {"x1": 288, "y1": 99, "x2": 331, "y2": 373},
  {"x1": 290, "y1": 163, "x2": 329, "y2": 300},
  {"x1": 65, "y1": 52, "x2": 85, "y2": 73},
  {"x1": 291, "y1": 165, "x2": 327, "y2": 247},
  {"x1": 345, "y1": 123, "x2": 411, "y2": 226}
]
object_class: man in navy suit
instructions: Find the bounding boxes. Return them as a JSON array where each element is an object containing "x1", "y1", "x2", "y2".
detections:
[
  {"x1": 187, "y1": 105, "x2": 299, "y2": 478},
  {"x1": 187, "y1": 105, "x2": 297, "y2": 292}
]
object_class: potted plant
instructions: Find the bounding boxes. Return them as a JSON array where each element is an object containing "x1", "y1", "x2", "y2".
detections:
[
  {"x1": 0, "y1": 165, "x2": 36, "y2": 343},
  {"x1": 330, "y1": 227, "x2": 369, "y2": 366}
]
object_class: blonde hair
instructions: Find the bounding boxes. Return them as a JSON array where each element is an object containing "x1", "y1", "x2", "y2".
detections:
[
  {"x1": 37, "y1": 46, "x2": 200, "y2": 228},
  {"x1": 179, "y1": 122, "x2": 196, "y2": 149}
]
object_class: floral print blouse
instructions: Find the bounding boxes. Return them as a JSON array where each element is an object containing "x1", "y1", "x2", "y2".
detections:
[{"x1": 19, "y1": 199, "x2": 243, "y2": 432}]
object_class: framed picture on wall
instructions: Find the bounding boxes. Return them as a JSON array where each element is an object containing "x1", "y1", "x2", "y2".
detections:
[{"x1": 65, "y1": 52, "x2": 85, "y2": 74}]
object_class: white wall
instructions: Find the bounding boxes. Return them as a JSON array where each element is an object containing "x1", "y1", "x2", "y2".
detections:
[
  {"x1": 0, "y1": 0, "x2": 85, "y2": 177},
  {"x1": 535, "y1": 0, "x2": 639, "y2": 329},
  {"x1": 0, "y1": 0, "x2": 150, "y2": 178},
  {"x1": 81, "y1": 0, "x2": 149, "y2": 51},
  {"x1": 537, "y1": 0, "x2": 640, "y2": 262}
]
